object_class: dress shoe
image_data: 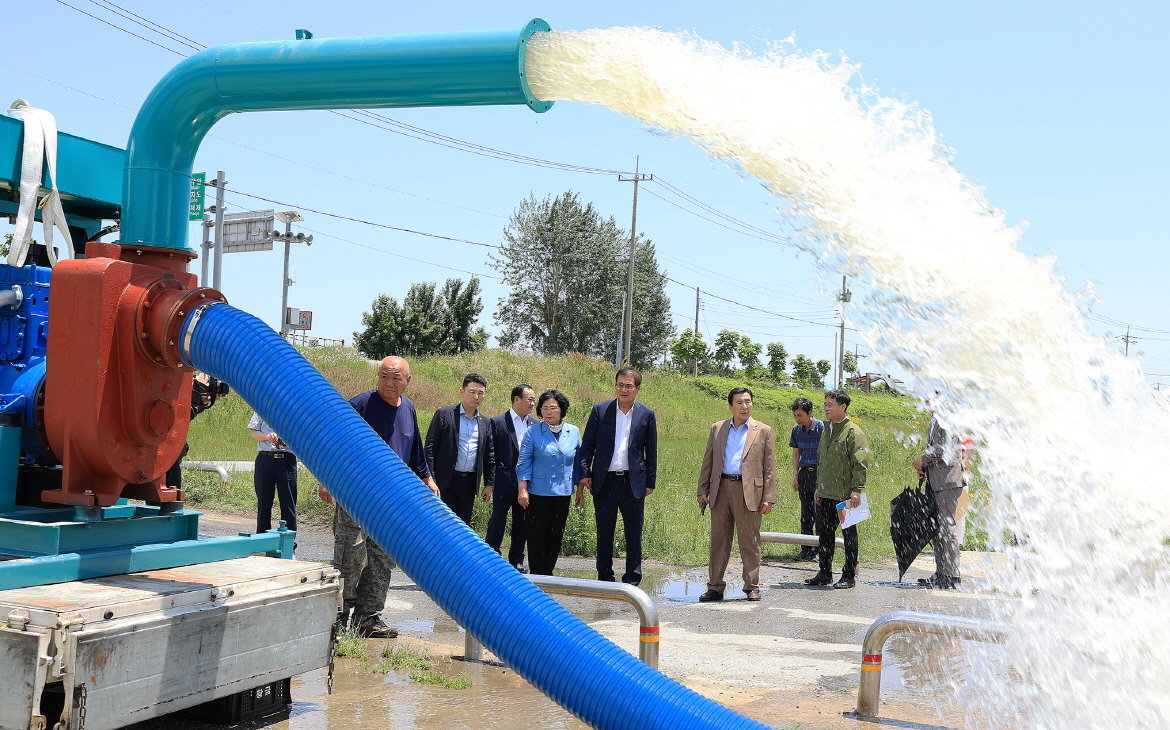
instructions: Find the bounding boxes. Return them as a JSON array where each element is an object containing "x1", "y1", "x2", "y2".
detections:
[
  {"x1": 833, "y1": 576, "x2": 856, "y2": 589},
  {"x1": 794, "y1": 549, "x2": 818, "y2": 562},
  {"x1": 512, "y1": 562, "x2": 529, "y2": 574},
  {"x1": 698, "y1": 589, "x2": 724, "y2": 602},
  {"x1": 744, "y1": 589, "x2": 761, "y2": 601},
  {"x1": 804, "y1": 572, "x2": 832, "y2": 586}
]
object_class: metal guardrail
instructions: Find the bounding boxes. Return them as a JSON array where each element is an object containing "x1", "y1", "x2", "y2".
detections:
[
  {"x1": 856, "y1": 610, "x2": 1010, "y2": 717},
  {"x1": 463, "y1": 574, "x2": 659, "y2": 669},
  {"x1": 181, "y1": 461, "x2": 230, "y2": 486},
  {"x1": 760, "y1": 531, "x2": 844, "y2": 549}
]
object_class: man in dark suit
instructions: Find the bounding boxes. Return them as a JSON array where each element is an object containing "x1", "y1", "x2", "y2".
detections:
[
  {"x1": 578, "y1": 367, "x2": 658, "y2": 586},
  {"x1": 484, "y1": 384, "x2": 538, "y2": 572},
  {"x1": 425, "y1": 373, "x2": 494, "y2": 525}
]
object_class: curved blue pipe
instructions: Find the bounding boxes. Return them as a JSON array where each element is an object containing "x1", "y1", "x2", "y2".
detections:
[
  {"x1": 181, "y1": 302, "x2": 764, "y2": 730},
  {"x1": 121, "y1": 20, "x2": 552, "y2": 250}
]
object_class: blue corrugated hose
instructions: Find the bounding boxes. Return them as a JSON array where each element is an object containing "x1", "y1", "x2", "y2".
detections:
[{"x1": 182, "y1": 302, "x2": 765, "y2": 730}]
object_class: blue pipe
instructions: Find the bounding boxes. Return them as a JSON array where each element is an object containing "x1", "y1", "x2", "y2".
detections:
[
  {"x1": 181, "y1": 301, "x2": 764, "y2": 730},
  {"x1": 120, "y1": 20, "x2": 552, "y2": 250}
]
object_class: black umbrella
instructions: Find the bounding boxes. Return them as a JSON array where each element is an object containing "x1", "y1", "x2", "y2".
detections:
[{"x1": 889, "y1": 477, "x2": 939, "y2": 581}]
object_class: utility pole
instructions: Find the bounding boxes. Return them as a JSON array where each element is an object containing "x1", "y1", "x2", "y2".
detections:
[
  {"x1": 209, "y1": 170, "x2": 226, "y2": 291},
  {"x1": 198, "y1": 213, "x2": 213, "y2": 284},
  {"x1": 836, "y1": 276, "x2": 851, "y2": 387},
  {"x1": 1121, "y1": 326, "x2": 1137, "y2": 356},
  {"x1": 619, "y1": 158, "x2": 652, "y2": 368},
  {"x1": 274, "y1": 211, "x2": 311, "y2": 335},
  {"x1": 693, "y1": 287, "x2": 701, "y2": 376}
]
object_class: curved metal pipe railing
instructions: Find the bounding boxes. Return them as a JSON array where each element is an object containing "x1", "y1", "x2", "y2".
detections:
[
  {"x1": 180, "y1": 301, "x2": 764, "y2": 730},
  {"x1": 856, "y1": 610, "x2": 1010, "y2": 717},
  {"x1": 180, "y1": 461, "x2": 230, "y2": 486},
  {"x1": 760, "y1": 531, "x2": 844, "y2": 549},
  {"x1": 464, "y1": 574, "x2": 660, "y2": 668}
]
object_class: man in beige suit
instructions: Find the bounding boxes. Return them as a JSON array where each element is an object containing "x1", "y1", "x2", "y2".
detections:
[{"x1": 697, "y1": 387, "x2": 777, "y2": 601}]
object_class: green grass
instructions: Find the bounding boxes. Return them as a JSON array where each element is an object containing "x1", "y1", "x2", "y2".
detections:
[
  {"x1": 333, "y1": 626, "x2": 368, "y2": 659},
  {"x1": 371, "y1": 645, "x2": 436, "y2": 673},
  {"x1": 407, "y1": 670, "x2": 472, "y2": 689},
  {"x1": 185, "y1": 346, "x2": 982, "y2": 567}
]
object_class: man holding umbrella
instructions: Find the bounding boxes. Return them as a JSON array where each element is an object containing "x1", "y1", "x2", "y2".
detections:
[{"x1": 805, "y1": 389, "x2": 869, "y2": 590}]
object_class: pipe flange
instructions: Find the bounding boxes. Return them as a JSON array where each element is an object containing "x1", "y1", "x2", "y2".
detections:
[{"x1": 142, "y1": 286, "x2": 227, "y2": 369}]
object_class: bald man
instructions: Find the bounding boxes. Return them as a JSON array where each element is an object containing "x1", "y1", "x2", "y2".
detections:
[{"x1": 319, "y1": 356, "x2": 438, "y2": 638}]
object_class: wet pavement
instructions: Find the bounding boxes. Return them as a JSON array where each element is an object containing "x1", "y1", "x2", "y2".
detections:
[{"x1": 133, "y1": 512, "x2": 1018, "y2": 729}]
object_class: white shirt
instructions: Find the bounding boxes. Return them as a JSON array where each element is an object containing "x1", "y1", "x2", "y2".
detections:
[
  {"x1": 607, "y1": 404, "x2": 634, "y2": 471},
  {"x1": 510, "y1": 408, "x2": 532, "y2": 448}
]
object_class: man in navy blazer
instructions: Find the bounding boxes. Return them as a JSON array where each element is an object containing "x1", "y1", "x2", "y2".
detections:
[
  {"x1": 484, "y1": 384, "x2": 538, "y2": 572},
  {"x1": 578, "y1": 367, "x2": 658, "y2": 585},
  {"x1": 424, "y1": 373, "x2": 494, "y2": 525}
]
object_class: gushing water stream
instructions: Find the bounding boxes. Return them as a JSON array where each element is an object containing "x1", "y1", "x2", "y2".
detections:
[{"x1": 528, "y1": 27, "x2": 1170, "y2": 728}]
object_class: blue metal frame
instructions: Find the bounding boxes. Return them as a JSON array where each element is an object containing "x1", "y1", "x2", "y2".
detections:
[{"x1": 0, "y1": 526, "x2": 295, "y2": 590}]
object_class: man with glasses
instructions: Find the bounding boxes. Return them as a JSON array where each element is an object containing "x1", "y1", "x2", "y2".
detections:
[
  {"x1": 485, "y1": 385, "x2": 539, "y2": 572},
  {"x1": 578, "y1": 368, "x2": 658, "y2": 585}
]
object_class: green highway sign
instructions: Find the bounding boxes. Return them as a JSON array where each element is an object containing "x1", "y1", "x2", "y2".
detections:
[{"x1": 189, "y1": 172, "x2": 206, "y2": 220}]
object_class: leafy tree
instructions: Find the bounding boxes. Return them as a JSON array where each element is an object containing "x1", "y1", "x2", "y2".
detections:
[
  {"x1": 737, "y1": 337, "x2": 764, "y2": 378},
  {"x1": 766, "y1": 342, "x2": 788, "y2": 381},
  {"x1": 490, "y1": 192, "x2": 673, "y2": 368},
  {"x1": 712, "y1": 330, "x2": 741, "y2": 374},
  {"x1": 816, "y1": 359, "x2": 832, "y2": 386},
  {"x1": 353, "y1": 277, "x2": 488, "y2": 359},
  {"x1": 440, "y1": 277, "x2": 489, "y2": 354},
  {"x1": 790, "y1": 354, "x2": 818, "y2": 388},
  {"x1": 843, "y1": 350, "x2": 859, "y2": 376},
  {"x1": 670, "y1": 328, "x2": 709, "y2": 375}
]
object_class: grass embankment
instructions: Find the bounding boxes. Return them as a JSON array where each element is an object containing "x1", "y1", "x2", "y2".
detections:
[{"x1": 186, "y1": 347, "x2": 979, "y2": 568}]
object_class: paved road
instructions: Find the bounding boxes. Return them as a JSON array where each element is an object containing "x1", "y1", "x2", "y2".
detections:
[{"x1": 187, "y1": 509, "x2": 1010, "y2": 729}]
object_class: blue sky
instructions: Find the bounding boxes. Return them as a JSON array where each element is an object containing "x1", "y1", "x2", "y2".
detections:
[{"x1": 6, "y1": 1, "x2": 1169, "y2": 387}]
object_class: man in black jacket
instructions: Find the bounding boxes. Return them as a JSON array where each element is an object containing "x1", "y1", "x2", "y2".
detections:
[
  {"x1": 425, "y1": 373, "x2": 494, "y2": 525},
  {"x1": 484, "y1": 384, "x2": 539, "y2": 571}
]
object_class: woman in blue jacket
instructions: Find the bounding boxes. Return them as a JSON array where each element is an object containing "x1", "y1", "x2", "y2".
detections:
[{"x1": 517, "y1": 389, "x2": 583, "y2": 575}]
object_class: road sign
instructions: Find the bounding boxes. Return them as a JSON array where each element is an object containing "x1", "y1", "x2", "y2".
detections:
[
  {"x1": 222, "y1": 209, "x2": 276, "y2": 252},
  {"x1": 188, "y1": 173, "x2": 205, "y2": 220}
]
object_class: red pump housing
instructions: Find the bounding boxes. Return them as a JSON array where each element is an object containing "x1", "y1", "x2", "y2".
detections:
[{"x1": 42, "y1": 241, "x2": 225, "y2": 507}]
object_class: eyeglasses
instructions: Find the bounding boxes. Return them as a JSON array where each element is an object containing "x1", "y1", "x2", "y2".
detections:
[
  {"x1": 540, "y1": 404, "x2": 561, "y2": 412},
  {"x1": 616, "y1": 383, "x2": 638, "y2": 390}
]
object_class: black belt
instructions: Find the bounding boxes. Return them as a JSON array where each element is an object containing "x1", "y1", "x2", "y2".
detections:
[
  {"x1": 453, "y1": 470, "x2": 476, "y2": 477},
  {"x1": 800, "y1": 465, "x2": 818, "y2": 471},
  {"x1": 608, "y1": 470, "x2": 629, "y2": 477},
  {"x1": 720, "y1": 473, "x2": 742, "y2": 481},
  {"x1": 260, "y1": 451, "x2": 292, "y2": 459}
]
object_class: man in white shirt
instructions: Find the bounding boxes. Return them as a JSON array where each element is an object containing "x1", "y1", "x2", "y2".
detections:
[
  {"x1": 578, "y1": 368, "x2": 659, "y2": 586},
  {"x1": 485, "y1": 384, "x2": 539, "y2": 571}
]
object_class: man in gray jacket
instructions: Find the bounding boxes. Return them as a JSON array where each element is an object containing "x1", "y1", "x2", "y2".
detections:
[{"x1": 913, "y1": 411, "x2": 968, "y2": 590}]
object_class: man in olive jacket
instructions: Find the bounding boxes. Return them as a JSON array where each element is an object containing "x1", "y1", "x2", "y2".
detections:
[{"x1": 805, "y1": 389, "x2": 869, "y2": 590}]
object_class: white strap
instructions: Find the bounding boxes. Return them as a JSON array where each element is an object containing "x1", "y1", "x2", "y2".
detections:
[{"x1": 7, "y1": 101, "x2": 72, "y2": 267}]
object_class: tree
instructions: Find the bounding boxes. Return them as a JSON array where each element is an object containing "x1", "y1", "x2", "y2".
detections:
[
  {"x1": 712, "y1": 330, "x2": 741, "y2": 374},
  {"x1": 670, "y1": 328, "x2": 709, "y2": 375},
  {"x1": 766, "y1": 342, "x2": 788, "y2": 381},
  {"x1": 490, "y1": 192, "x2": 673, "y2": 368},
  {"x1": 737, "y1": 337, "x2": 763, "y2": 378},
  {"x1": 843, "y1": 350, "x2": 859, "y2": 378},
  {"x1": 353, "y1": 277, "x2": 488, "y2": 359},
  {"x1": 815, "y1": 359, "x2": 832, "y2": 387},
  {"x1": 790, "y1": 354, "x2": 818, "y2": 388}
]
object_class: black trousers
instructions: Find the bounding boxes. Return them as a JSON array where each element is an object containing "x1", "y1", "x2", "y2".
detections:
[
  {"x1": 593, "y1": 473, "x2": 645, "y2": 585},
  {"x1": 441, "y1": 471, "x2": 478, "y2": 525},
  {"x1": 527, "y1": 494, "x2": 570, "y2": 576},
  {"x1": 254, "y1": 451, "x2": 298, "y2": 533},
  {"x1": 815, "y1": 497, "x2": 858, "y2": 578},
  {"x1": 797, "y1": 466, "x2": 818, "y2": 537},
  {"x1": 485, "y1": 487, "x2": 527, "y2": 566}
]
